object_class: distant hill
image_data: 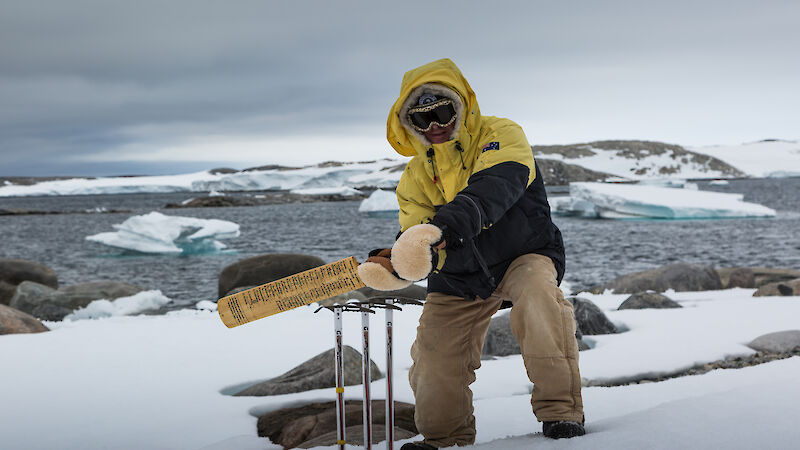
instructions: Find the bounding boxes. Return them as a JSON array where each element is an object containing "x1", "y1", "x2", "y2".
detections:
[{"x1": 533, "y1": 140, "x2": 747, "y2": 180}]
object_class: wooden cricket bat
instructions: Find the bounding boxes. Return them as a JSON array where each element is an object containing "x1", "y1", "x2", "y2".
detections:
[{"x1": 217, "y1": 256, "x2": 366, "y2": 328}]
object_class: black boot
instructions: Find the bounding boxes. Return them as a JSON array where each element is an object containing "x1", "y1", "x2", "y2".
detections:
[
  {"x1": 400, "y1": 442, "x2": 438, "y2": 450},
  {"x1": 542, "y1": 420, "x2": 586, "y2": 439}
]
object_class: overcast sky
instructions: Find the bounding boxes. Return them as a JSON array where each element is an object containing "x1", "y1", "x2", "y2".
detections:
[{"x1": 1, "y1": 0, "x2": 798, "y2": 176}]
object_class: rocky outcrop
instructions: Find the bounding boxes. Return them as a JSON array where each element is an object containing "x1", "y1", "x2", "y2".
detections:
[
  {"x1": 0, "y1": 304, "x2": 49, "y2": 335},
  {"x1": 533, "y1": 158, "x2": 613, "y2": 186},
  {"x1": 569, "y1": 297, "x2": 618, "y2": 335},
  {"x1": 9, "y1": 280, "x2": 144, "y2": 321},
  {"x1": 0, "y1": 259, "x2": 58, "y2": 305},
  {"x1": 618, "y1": 292, "x2": 682, "y2": 310},
  {"x1": 257, "y1": 400, "x2": 417, "y2": 449},
  {"x1": 234, "y1": 345, "x2": 382, "y2": 396},
  {"x1": 716, "y1": 267, "x2": 800, "y2": 289},
  {"x1": 753, "y1": 279, "x2": 800, "y2": 297},
  {"x1": 218, "y1": 254, "x2": 326, "y2": 297},
  {"x1": 165, "y1": 192, "x2": 365, "y2": 209},
  {"x1": 747, "y1": 330, "x2": 800, "y2": 353},
  {"x1": 589, "y1": 263, "x2": 723, "y2": 294}
]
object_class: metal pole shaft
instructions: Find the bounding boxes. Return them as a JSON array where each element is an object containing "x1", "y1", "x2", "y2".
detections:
[
  {"x1": 334, "y1": 307, "x2": 346, "y2": 450},
  {"x1": 385, "y1": 300, "x2": 395, "y2": 450},
  {"x1": 361, "y1": 310, "x2": 373, "y2": 450}
]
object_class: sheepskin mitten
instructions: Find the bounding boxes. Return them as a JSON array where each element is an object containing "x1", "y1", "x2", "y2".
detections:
[
  {"x1": 357, "y1": 248, "x2": 413, "y2": 291},
  {"x1": 391, "y1": 224, "x2": 443, "y2": 281}
]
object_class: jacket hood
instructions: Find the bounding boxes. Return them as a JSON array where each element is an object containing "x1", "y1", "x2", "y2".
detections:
[{"x1": 387, "y1": 59, "x2": 481, "y2": 157}]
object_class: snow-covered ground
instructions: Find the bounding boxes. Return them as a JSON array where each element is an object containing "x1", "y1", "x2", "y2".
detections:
[
  {"x1": 690, "y1": 140, "x2": 800, "y2": 178},
  {"x1": 2, "y1": 288, "x2": 798, "y2": 449},
  {"x1": 0, "y1": 160, "x2": 404, "y2": 197}
]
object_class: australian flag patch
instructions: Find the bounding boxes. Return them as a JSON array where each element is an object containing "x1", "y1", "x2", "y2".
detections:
[{"x1": 482, "y1": 141, "x2": 500, "y2": 152}]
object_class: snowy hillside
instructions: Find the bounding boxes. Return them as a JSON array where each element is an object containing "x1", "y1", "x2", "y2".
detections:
[
  {"x1": 533, "y1": 140, "x2": 746, "y2": 180},
  {"x1": 688, "y1": 139, "x2": 800, "y2": 178}
]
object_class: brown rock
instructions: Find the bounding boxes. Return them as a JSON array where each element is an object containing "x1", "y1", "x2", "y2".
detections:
[
  {"x1": 753, "y1": 278, "x2": 800, "y2": 297},
  {"x1": 218, "y1": 254, "x2": 326, "y2": 298},
  {"x1": 618, "y1": 292, "x2": 682, "y2": 310},
  {"x1": 0, "y1": 259, "x2": 58, "y2": 305},
  {"x1": 590, "y1": 263, "x2": 722, "y2": 294},
  {"x1": 0, "y1": 304, "x2": 49, "y2": 335}
]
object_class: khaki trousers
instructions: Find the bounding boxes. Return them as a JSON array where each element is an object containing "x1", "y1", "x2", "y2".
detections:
[{"x1": 409, "y1": 253, "x2": 584, "y2": 447}]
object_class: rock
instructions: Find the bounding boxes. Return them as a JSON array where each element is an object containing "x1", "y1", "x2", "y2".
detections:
[
  {"x1": 257, "y1": 400, "x2": 417, "y2": 449},
  {"x1": 234, "y1": 345, "x2": 383, "y2": 396},
  {"x1": 590, "y1": 263, "x2": 722, "y2": 294},
  {"x1": 746, "y1": 330, "x2": 800, "y2": 353},
  {"x1": 717, "y1": 267, "x2": 756, "y2": 289},
  {"x1": 718, "y1": 267, "x2": 800, "y2": 289},
  {"x1": 618, "y1": 292, "x2": 682, "y2": 310},
  {"x1": 356, "y1": 284, "x2": 428, "y2": 302},
  {"x1": 316, "y1": 290, "x2": 368, "y2": 307},
  {"x1": 569, "y1": 297, "x2": 618, "y2": 335},
  {"x1": 209, "y1": 167, "x2": 238, "y2": 174},
  {"x1": 753, "y1": 278, "x2": 800, "y2": 297},
  {"x1": 0, "y1": 259, "x2": 58, "y2": 305},
  {"x1": 9, "y1": 281, "x2": 56, "y2": 315},
  {"x1": 10, "y1": 280, "x2": 144, "y2": 320},
  {"x1": 218, "y1": 254, "x2": 326, "y2": 298},
  {"x1": 533, "y1": 158, "x2": 613, "y2": 186},
  {"x1": 482, "y1": 313, "x2": 520, "y2": 357},
  {"x1": 0, "y1": 304, "x2": 49, "y2": 334}
]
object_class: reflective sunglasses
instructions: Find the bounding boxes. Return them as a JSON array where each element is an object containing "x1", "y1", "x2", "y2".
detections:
[{"x1": 408, "y1": 99, "x2": 457, "y2": 132}]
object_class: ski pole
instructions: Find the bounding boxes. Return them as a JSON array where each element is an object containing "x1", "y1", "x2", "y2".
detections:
[
  {"x1": 362, "y1": 309, "x2": 373, "y2": 449},
  {"x1": 385, "y1": 298, "x2": 394, "y2": 450},
  {"x1": 334, "y1": 306, "x2": 346, "y2": 450}
]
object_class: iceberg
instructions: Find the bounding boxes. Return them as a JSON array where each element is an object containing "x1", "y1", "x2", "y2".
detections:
[
  {"x1": 86, "y1": 211, "x2": 240, "y2": 254},
  {"x1": 358, "y1": 189, "x2": 399, "y2": 217},
  {"x1": 561, "y1": 182, "x2": 776, "y2": 219},
  {"x1": 289, "y1": 186, "x2": 362, "y2": 196}
]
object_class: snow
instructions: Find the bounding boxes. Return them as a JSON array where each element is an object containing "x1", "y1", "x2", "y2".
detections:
[
  {"x1": 85, "y1": 211, "x2": 240, "y2": 254},
  {"x1": 562, "y1": 182, "x2": 776, "y2": 219},
  {"x1": 358, "y1": 189, "x2": 400, "y2": 215},
  {"x1": 289, "y1": 186, "x2": 362, "y2": 196},
  {"x1": 1, "y1": 287, "x2": 799, "y2": 449},
  {"x1": 690, "y1": 140, "x2": 800, "y2": 178},
  {"x1": 0, "y1": 160, "x2": 405, "y2": 197},
  {"x1": 64, "y1": 290, "x2": 172, "y2": 320}
]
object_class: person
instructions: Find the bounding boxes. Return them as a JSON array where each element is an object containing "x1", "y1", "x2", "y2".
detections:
[{"x1": 357, "y1": 59, "x2": 584, "y2": 449}]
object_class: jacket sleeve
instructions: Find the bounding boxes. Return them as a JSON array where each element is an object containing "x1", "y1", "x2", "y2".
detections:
[{"x1": 430, "y1": 121, "x2": 535, "y2": 243}]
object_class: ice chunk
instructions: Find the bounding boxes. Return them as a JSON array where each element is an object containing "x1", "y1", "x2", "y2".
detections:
[
  {"x1": 289, "y1": 186, "x2": 362, "y2": 196},
  {"x1": 551, "y1": 196, "x2": 598, "y2": 218},
  {"x1": 566, "y1": 182, "x2": 776, "y2": 219},
  {"x1": 86, "y1": 212, "x2": 240, "y2": 254},
  {"x1": 358, "y1": 189, "x2": 399, "y2": 217},
  {"x1": 709, "y1": 180, "x2": 730, "y2": 186},
  {"x1": 65, "y1": 290, "x2": 171, "y2": 320}
]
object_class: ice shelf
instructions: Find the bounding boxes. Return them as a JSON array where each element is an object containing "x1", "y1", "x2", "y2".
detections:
[
  {"x1": 85, "y1": 211, "x2": 240, "y2": 254},
  {"x1": 555, "y1": 182, "x2": 776, "y2": 219}
]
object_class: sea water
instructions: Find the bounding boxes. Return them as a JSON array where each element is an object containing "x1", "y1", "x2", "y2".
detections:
[{"x1": 1, "y1": 178, "x2": 798, "y2": 311}]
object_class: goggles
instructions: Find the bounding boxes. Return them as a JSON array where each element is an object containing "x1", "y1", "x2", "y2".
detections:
[{"x1": 407, "y1": 99, "x2": 457, "y2": 132}]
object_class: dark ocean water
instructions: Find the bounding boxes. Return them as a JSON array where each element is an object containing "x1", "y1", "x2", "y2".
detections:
[{"x1": 1, "y1": 178, "x2": 798, "y2": 310}]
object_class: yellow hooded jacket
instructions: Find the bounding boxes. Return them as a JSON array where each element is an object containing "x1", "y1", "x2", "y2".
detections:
[{"x1": 387, "y1": 59, "x2": 564, "y2": 299}]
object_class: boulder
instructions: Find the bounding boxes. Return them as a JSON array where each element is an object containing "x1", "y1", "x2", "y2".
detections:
[
  {"x1": 357, "y1": 284, "x2": 428, "y2": 302},
  {"x1": 257, "y1": 400, "x2": 417, "y2": 449},
  {"x1": 0, "y1": 258, "x2": 58, "y2": 305},
  {"x1": 218, "y1": 254, "x2": 326, "y2": 298},
  {"x1": 569, "y1": 297, "x2": 618, "y2": 335},
  {"x1": 10, "y1": 280, "x2": 144, "y2": 320},
  {"x1": 718, "y1": 267, "x2": 800, "y2": 289},
  {"x1": 753, "y1": 278, "x2": 800, "y2": 297},
  {"x1": 618, "y1": 292, "x2": 682, "y2": 310},
  {"x1": 746, "y1": 330, "x2": 800, "y2": 353},
  {"x1": 234, "y1": 345, "x2": 383, "y2": 396},
  {"x1": 0, "y1": 304, "x2": 49, "y2": 335},
  {"x1": 482, "y1": 311, "x2": 589, "y2": 357},
  {"x1": 590, "y1": 263, "x2": 722, "y2": 294}
]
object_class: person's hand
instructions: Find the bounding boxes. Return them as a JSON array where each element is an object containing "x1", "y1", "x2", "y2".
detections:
[
  {"x1": 357, "y1": 248, "x2": 412, "y2": 291},
  {"x1": 391, "y1": 224, "x2": 444, "y2": 281}
]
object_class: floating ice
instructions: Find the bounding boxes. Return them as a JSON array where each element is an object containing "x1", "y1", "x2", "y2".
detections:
[
  {"x1": 358, "y1": 189, "x2": 399, "y2": 217},
  {"x1": 86, "y1": 211, "x2": 240, "y2": 254},
  {"x1": 709, "y1": 180, "x2": 730, "y2": 186},
  {"x1": 289, "y1": 186, "x2": 362, "y2": 196},
  {"x1": 65, "y1": 290, "x2": 171, "y2": 320},
  {"x1": 561, "y1": 182, "x2": 776, "y2": 219}
]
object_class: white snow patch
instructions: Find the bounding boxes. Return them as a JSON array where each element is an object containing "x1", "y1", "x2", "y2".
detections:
[
  {"x1": 690, "y1": 140, "x2": 800, "y2": 178},
  {"x1": 65, "y1": 290, "x2": 171, "y2": 320},
  {"x1": 85, "y1": 211, "x2": 240, "y2": 254},
  {"x1": 358, "y1": 189, "x2": 399, "y2": 214},
  {"x1": 289, "y1": 186, "x2": 362, "y2": 196},
  {"x1": 563, "y1": 182, "x2": 775, "y2": 219}
]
